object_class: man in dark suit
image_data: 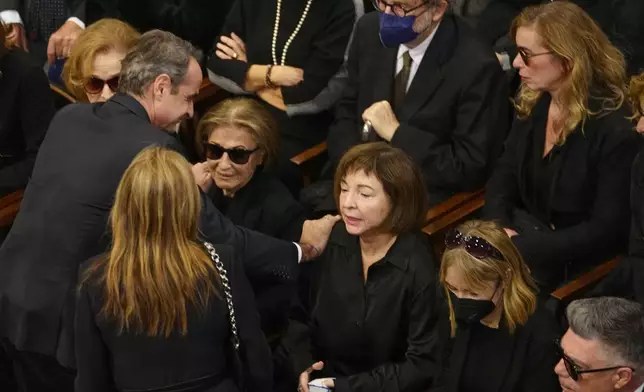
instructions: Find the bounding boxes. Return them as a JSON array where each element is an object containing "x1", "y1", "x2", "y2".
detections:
[
  {"x1": 0, "y1": 30, "x2": 332, "y2": 392},
  {"x1": 327, "y1": 0, "x2": 509, "y2": 205}
]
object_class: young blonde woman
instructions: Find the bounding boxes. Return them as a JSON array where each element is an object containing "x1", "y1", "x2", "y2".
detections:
[
  {"x1": 75, "y1": 146, "x2": 271, "y2": 392},
  {"x1": 483, "y1": 1, "x2": 640, "y2": 292},
  {"x1": 432, "y1": 220, "x2": 560, "y2": 392}
]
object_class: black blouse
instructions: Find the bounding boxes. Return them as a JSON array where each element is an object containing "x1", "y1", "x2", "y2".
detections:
[
  {"x1": 282, "y1": 224, "x2": 440, "y2": 392},
  {"x1": 207, "y1": 0, "x2": 359, "y2": 155}
]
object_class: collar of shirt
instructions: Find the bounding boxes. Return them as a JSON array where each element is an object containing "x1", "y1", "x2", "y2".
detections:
[
  {"x1": 395, "y1": 21, "x2": 441, "y2": 89},
  {"x1": 329, "y1": 224, "x2": 418, "y2": 271},
  {"x1": 635, "y1": 383, "x2": 644, "y2": 392}
]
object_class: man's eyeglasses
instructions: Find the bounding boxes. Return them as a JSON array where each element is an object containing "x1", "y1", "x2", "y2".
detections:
[
  {"x1": 518, "y1": 48, "x2": 553, "y2": 66},
  {"x1": 555, "y1": 339, "x2": 634, "y2": 381},
  {"x1": 372, "y1": 0, "x2": 430, "y2": 17},
  {"x1": 202, "y1": 143, "x2": 259, "y2": 165},
  {"x1": 84, "y1": 75, "x2": 119, "y2": 95},
  {"x1": 444, "y1": 229, "x2": 505, "y2": 261}
]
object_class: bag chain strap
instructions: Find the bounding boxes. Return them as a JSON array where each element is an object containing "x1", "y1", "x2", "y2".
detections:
[{"x1": 204, "y1": 241, "x2": 240, "y2": 350}]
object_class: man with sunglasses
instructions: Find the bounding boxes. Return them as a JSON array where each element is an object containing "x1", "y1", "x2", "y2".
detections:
[
  {"x1": 556, "y1": 297, "x2": 644, "y2": 392},
  {"x1": 326, "y1": 0, "x2": 509, "y2": 206}
]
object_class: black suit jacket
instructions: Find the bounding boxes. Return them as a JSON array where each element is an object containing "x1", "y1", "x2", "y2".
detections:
[
  {"x1": 484, "y1": 94, "x2": 640, "y2": 289},
  {"x1": 327, "y1": 14, "x2": 509, "y2": 203},
  {"x1": 0, "y1": 94, "x2": 297, "y2": 366},
  {"x1": 75, "y1": 245, "x2": 272, "y2": 392},
  {"x1": 0, "y1": 48, "x2": 54, "y2": 197},
  {"x1": 430, "y1": 304, "x2": 560, "y2": 392}
]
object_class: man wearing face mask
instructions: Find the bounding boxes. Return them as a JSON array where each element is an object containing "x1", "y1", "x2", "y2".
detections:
[
  {"x1": 432, "y1": 220, "x2": 560, "y2": 392},
  {"x1": 0, "y1": 30, "x2": 334, "y2": 392},
  {"x1": 327, "y1": 0, "x2": 509, "y2": 205}
]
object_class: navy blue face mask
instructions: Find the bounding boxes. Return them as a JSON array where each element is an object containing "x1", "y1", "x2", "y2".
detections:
[{"x1": 378, "y1": 12, "x2": 420, "y2": 48}]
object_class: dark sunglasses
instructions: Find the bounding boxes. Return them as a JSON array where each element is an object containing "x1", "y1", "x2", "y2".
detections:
[
  {"x1": 202, "y1": 143, "x2": 259, "y2": 165},
  {"x1": 372, "y1": 0, "x2": 430, "y2": 17},
  {"x1": 555, "y1": 339, "x2": 633, "y2": 381},
  {"x1": 518, "y1": 48, "x2": 553, "y2": 66},
  {"x1": 84, "y1": 75, "x2": 119, "y2": 95},
  {"x1": 444, "y1": 229, "x2": 505, "y2": 260}
]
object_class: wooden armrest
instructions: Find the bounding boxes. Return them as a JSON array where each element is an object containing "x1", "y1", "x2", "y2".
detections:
[
  {"x1": 422, "y1": 189, "x2": 486, "y2": 236},
  {"x1": 50, "y1": 84, "x2": 76, "y2": 104},
  {"x1": 550, "y1": 257, "x2": 620, "y2": 301},
  {"x1": 290, "y1": 142, "x2": 328, "y2": 166},
  {"x1": 196, "y1": 79, "x2": 219, "y2": 103},
  {"x1": 0, "y1": 190, "x2": 24, "y2": 227}
]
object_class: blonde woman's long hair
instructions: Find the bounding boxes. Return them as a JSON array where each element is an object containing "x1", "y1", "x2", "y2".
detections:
[
  {"x1": 512, "y1": 2, "x2": 627, "y2": 144},
  {"x1": 629, "y1": 73, "x2": 644, "y2": 118},
  {"x1": 439, "y1": 220, "x2": 538, "y2": 337},
  {"x1": 83, "y1": 146, "x2": 218, "y2": 337}
]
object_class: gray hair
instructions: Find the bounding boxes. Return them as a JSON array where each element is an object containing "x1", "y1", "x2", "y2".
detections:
[
  {"x1": 118, "y1": 30, "x2": 200, "y2": 97},
  {"x1": 567, "y1": 297, "x2": 644, "y2": 373}
]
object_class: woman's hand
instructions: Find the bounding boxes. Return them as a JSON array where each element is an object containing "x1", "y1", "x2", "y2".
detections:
[
  {"x1": 298, "y1": 361, "x2": 325, "y2": 392},
  {"x1": 192, "y1": 162, "x2": 212, "y2": 192},
  {"x1": 215, "y1": 32, "x2": 247, "y2": 62},
  {"x1": 270, "y1": 65, "x2": 304, "y2": 87},
  {"x1": 504, "y1": 228, "x2": 519, "y2": 238}
]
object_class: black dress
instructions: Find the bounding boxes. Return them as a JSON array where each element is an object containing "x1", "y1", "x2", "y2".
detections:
[
  {"x1": 431, "y1": 305, "x2": 561, "y2": 392},
  {"x1": 207, "y1": 170, "x2": 306, "y2": 339},
  {"x1": 207, "y1": 0, "x2": 360, "y2": 158},
  {"x1": 279, "y1": 224, "x2": 440, "y2": 392},
  {"x1": 0, "y1": 48, "x2": 55, "y2": 197},
  {"x1": 483, "y1": 94, "x2": 640, "y2": 291},
  {"x1": 74, "y1": 244, "x2": 273, "y2": 392}
]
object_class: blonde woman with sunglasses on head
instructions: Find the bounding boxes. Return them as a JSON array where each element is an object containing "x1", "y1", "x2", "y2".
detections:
[{"x1": 431, "y1": 220, "x2": 560, "y2": 392}]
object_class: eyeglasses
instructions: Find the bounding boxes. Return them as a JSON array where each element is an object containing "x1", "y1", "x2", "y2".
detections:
[
  {"x1": 518, "y1": 48, "x2": 553, "y2": 66},
  {"x1": 202, "y1": 143, "x2": 259, "y2": 165},
  {"x1": 372, "y1": 0, "x2": 430, "y2": 17},
  {"x1": 444, "y1": 229, "x2": 505, "y2": 260},
  {"x1": 555, "y1": 339, "x2": 634, "y2": 381},
  {"x1": 84, "y1": 75, "x2": 119, "y2": 95}
]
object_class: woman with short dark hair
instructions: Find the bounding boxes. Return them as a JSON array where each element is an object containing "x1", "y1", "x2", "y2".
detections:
[{"x1": 280, "y1": 142, "x2": 438, "y2": 392}]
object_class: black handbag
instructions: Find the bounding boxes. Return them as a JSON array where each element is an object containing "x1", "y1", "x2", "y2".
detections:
[{"x1": 203, "y1": 242, "x2": 248, "y2": 392}]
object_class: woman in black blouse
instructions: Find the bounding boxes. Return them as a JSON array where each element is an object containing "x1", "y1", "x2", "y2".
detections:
[
  {"x1": 0, "y1": 29, "x2": 55, "y2": 198},
  {"x1": 196, "y1": 97, "x2": 307, "y2": 341},
  {"x1": 432, "y1": 220, "x2": 560, "y2": 392},
  {"x1": 206, "y1": 0, "x2": 362, "y2": 188},
  {"x1": 75, "y1": 147, "x2": 271, "y2": 392},
  {"x1": 483, "y1": 1, "x2": 640, "y2": 292},
  {"x1": 280, "y1": 142, "x2": 438, "y2": 392}
]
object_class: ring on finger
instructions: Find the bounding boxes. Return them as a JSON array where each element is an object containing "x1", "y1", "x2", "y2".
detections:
[{"x1": 232, "y1": 52, "x2": 238, "y2": 59}]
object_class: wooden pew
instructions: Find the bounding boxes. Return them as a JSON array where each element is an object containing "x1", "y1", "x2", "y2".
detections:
[
  {"x1": 550, "y1": 257, "x2": 621, "y2": 303},
  {"x1": 0, "y1": 190, "x2": 24, "y2": 228},
  {"x1": 50, "y1": 84, "x2": 76, "y2": 105},
  {"x1": 290, "y1": 141, "x2": 328, "y2": 187}
]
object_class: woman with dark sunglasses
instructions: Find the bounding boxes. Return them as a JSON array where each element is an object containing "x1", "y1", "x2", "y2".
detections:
[
  {"x1": 62, "y1": 19, "x2": 140, "y2": 103},
  {"x1": 483, "y1": 1, "x2": 640, "y2": 293},
  {"x1": 196, "y1": 97, "x2": 307, "y2": 344},
  {"x1": 431, "y1": 220, "x2": 560, "y2": 392}
]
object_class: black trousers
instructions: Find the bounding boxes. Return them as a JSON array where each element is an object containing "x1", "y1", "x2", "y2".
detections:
[{"x1": 1, "y1": 340, "x2": 75, "y2": 392}]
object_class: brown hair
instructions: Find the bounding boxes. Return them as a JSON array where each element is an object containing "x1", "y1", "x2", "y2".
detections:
[
  {"x1": 511, "y1": 2, "x2": 627, "y2": 144},
  {"x1": 82, "y1": 146, "x2": 218, "y2": 337},
  {"x1": 629, "y1": 73, "x2": 644, "y2": 118},
  {"x1": 439, "y1": 220, "x2": 538, "y2": 336},
  {"x1": 333, "y1": 142, "x2": 428, "y2": 234},
  {"x1": 63, "y1": 18, "x2": 140, "y2": 102},
  {"x1": 197, "y1": 97, "x2": 279, "y2": 166}
]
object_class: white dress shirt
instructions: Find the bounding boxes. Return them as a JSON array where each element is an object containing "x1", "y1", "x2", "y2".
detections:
[
  {"x1": 635, "y1": 383, "x2": 644, "y2": 392},
  {"x1": 394, "y1": 22, "x2": 441, "y2": 92},
  {"x1": 0, "y1": 10, "x2": 85, "y2": 30}
]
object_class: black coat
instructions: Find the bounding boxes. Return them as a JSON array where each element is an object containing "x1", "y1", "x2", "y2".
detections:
[
  {"x1": 483, "y1": 94, "x2": 639, "y2": 290},
  {"x1": 0, "y1": 94, "x2": 298, "y2": 368},
  {"x1": 75, "y1": 245, "x2": 272, "y2": 392},
  {"x1": 430, "y1": 304, "x2": 561, "y2": 392},
  {"x1": 0, "y1": 48, "x2": 54, "y2": 197},
  {"x1": 280, "y1": 224, "x2": 440, "y2": 392},
  {"x1": 327, "y1": 13, "x2": 509, "y2": 204},
  {"x1": 207, "y1": 170, "x2": 306, "y2": 242}
]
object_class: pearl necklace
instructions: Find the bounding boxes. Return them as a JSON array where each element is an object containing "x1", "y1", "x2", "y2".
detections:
[{"x1": 271, "y1": 0, "x2": 314, "y2": 65}]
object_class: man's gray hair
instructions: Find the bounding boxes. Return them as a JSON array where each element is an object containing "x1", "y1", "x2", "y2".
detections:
[
  {"x1": 118, "y1": 30, "x2": 200, "y2": 97},
  {"x1": 567, "y1": 297, "x2": 644, "y2": 373}
]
